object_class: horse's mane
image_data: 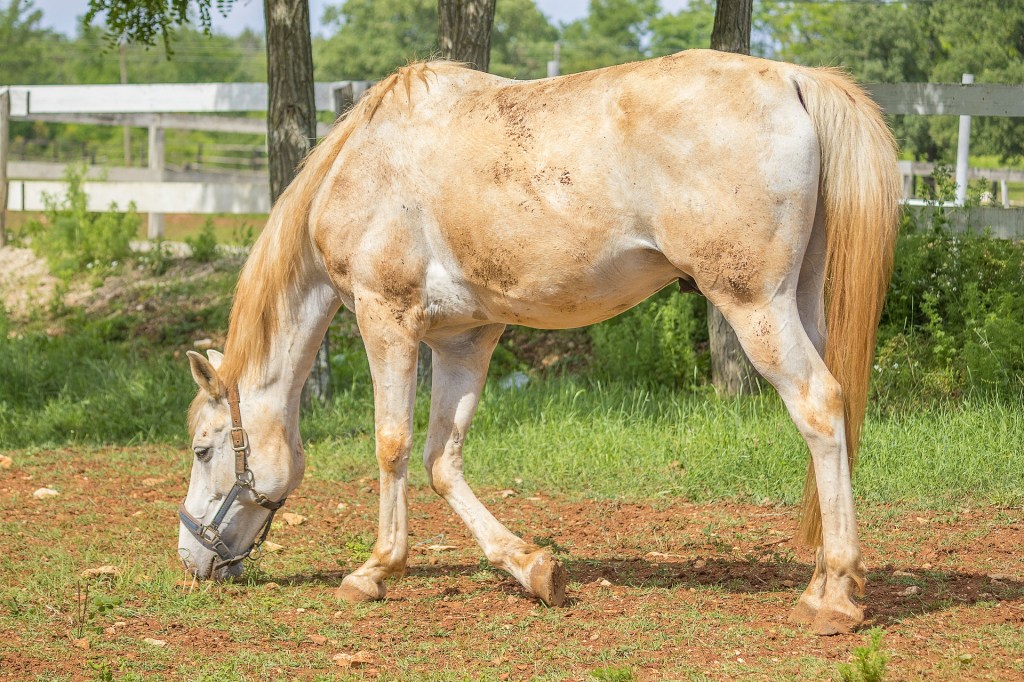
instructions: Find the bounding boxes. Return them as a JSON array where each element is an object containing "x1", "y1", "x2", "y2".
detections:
[{"x1": 212, "y1": 62, "x2": 438, "y2": 393}]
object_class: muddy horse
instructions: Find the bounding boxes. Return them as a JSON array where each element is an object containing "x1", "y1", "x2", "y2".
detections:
[{"x1": 178, "y1": 50, "x2": 901, "y2": 635}]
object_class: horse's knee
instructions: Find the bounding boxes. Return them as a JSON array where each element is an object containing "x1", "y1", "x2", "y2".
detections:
[{"x1": 376, "y1": 427, "x2": 412, "y2": 473}]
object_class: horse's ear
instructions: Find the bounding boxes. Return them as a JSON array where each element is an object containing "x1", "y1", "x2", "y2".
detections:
[
  {"x1": 187, "y1": 350, "x2": 225, "y2": 399},
  {"x1": 206, "y1": 349, "x2": 225, "y2": 370}
]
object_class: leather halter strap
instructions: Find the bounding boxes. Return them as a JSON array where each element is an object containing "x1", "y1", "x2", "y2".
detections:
[{"x1": 178, "y1": 384, "x2": 286, "y2": 571}]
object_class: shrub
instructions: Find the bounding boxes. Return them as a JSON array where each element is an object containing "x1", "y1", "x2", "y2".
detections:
[
  {"x1": 185, "y1": 218, "x2": 219, "y2": 263},
  {"x1": 877, "y1": 217, "x2": 1024, "y2": 401},
  {"x1": 20, "y1": 164, "x2": 139, "y2": 279},
  {"x1": 589, "y1": 286, "x2": 708, "y2": 388}
]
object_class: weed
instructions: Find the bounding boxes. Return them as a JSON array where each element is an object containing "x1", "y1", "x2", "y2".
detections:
[
  {"x1": 231, "y1": 221, "x2": 257, "y2": 248},
  {"x1": 186, "y1": 218, "x2": 219, "y2": 263},
  {"x1": 591, "y1": 665, "x2": 635, "y2": 682},
  {"x1": 71, "y1": 581, "x2": 90, "y2": 639},
  {"x1": 344, "y1": 534, "x2": 373, "y2": 562},
  {"x1": 837, "y1": 627, "x2": 889, "y2": 682},
  {"x1": 533, "y1": 535, "x2": 569, "y2": 555}
]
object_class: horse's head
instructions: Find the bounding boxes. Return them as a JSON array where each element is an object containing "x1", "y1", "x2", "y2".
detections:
[{"x1": 177, "y1": 349, "x2": 303, "y2": 580}]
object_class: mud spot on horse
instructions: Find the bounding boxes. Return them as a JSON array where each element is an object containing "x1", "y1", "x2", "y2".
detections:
[
  {"x1": 490, "y1": 88, "x2": 535, "y2": 151},
  {"x1": 694, "y1": 239, "x2": 757, "y2": 303},
  {"x1": 470, "y1": 248, "x2": 520, "y2": 295}
]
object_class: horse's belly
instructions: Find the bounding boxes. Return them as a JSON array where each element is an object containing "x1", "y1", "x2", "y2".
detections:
[{"x1": 442, "y1": 244, "x2": 682, "y2": 330}]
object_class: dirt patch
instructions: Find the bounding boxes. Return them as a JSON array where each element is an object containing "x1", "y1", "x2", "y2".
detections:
[
  {"x1": 1, "y1": 446, "x2": 1022, "y2": 681},
  {"x1": 0, "y1": 246, "x2": 59, "y2": 319}
]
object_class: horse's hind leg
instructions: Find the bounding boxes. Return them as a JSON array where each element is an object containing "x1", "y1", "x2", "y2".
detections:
[
  {"x1": 335, "y1": 303, "x2": 420, "y2": 603},
  {"x1": 717, "y1": 295, "x2": 864, "y2": 635},
  {"x1": 422, "y1": 325, "x2": 567, "y2": 606}
]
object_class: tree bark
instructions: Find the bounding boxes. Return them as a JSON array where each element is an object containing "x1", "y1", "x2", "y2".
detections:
[
  {"x1": 707, "y1": 0, "x2": 758, "y2": 395},
  {"x1": 264, "y1": 0, "x2": 330, "y2": 407},
  {"x1": 710, "y1": 0, "x2": 752, "y2": 55},
  {"x1": 438, "y1": 0, "x2": 496, "y2": 71}
]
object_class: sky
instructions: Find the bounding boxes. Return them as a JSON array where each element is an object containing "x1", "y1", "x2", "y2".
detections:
[{"x1": 25, "y1": 0, "x2": 692, "y2": 37}]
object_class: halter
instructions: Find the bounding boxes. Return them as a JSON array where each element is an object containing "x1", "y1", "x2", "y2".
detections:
[{"x1": 178, "y1": 384, "x2": 287, "y2": 572}]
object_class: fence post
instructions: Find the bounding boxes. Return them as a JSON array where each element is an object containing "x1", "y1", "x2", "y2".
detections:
[
  {"x1": 1001, "y1": 180, "x2": 1010, "y2": 208},
  {"x1": 147, "y1": 125, "x2": 164, "y2": 239},
  {"x1": 0, "y1": 89, "x2": 9, "y2": 247},
  {"x1": 955, "y1": 73, "x2": 974, "y2": 206}
]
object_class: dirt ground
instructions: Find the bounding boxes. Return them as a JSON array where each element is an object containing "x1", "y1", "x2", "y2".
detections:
[{"x1": 1, "y1": 446, "x2": 1022, "y2": 681}]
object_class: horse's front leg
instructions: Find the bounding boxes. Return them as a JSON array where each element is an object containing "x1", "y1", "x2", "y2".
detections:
[
  {"x1": 335, "y1": 297, "x2": 420, "y2": 603},
  {"x1": 423, "y1": 326, "x2": 567, "y2": 606}
]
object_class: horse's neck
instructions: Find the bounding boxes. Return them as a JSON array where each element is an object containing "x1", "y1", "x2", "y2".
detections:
[{"x1": 242, "y1": 277, "x2": 339, "y2": 431}]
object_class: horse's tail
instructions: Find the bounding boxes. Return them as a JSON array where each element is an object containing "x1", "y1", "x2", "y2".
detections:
[{"x1": 791, "y1": 68, "x2": 902, "y2": 546}]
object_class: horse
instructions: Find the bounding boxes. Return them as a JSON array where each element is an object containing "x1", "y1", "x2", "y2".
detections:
[{"x1": 178, "y1": 49, "x2": 901, "y2": 636}]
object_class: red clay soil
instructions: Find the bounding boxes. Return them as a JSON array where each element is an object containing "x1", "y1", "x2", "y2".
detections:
[{"x1": 1, "y1": 446, "x2": 1022, "y2": 681}]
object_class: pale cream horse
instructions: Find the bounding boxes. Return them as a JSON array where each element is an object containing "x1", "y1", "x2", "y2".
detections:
[{"x1": 179, "y1": 49, "x2": 900, "y2": 635}]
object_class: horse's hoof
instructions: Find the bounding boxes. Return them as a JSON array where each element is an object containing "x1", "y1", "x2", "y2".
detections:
[
  {"x1": 788, "y1": 600, "x2": 818, "y2": 625},
  {"x1": 811, "y1": 605, "x2": 864, "y2": 636},
  {"x1": 526, "y1": 550, "x2": 567, "y2": 607},
  {"x1": 336, "y1": 574, "x2": 386, "y2": 603}
]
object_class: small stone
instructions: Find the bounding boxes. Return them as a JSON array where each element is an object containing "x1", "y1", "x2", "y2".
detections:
[
  {"x1": 332, "y1": 651, "x2": 375, "y2": 668},
  {"x1": 499, "y1": 489, "x2": 516, "y2": 498},
  {"x1": 693, "y1": 559, "x2": 707, "y2": 569},
  {"x1": 333, "y1": 611, "x2": 345, "y2": 618},
  {"x1": 0, "y1": 455, "x2": 13, "y2": 469},
  {"x1": 915, "y1": 516, "x2": 929, "y2": 524},
  {"x1": 80, "y1": 565, "x2": 119, "y2": 579},
  {"x1": 781, "y1": 580, "x2": 795, "y2": 588},
  {"x1": 282, "y1": 512, "x2": 306, "y2": 526},
  {"x1": 33, "y1": 487, "x2": 59, "y2": 500},
  {"x1": 893, "y1": 570, "x2": 917, "y2": 578},
  {"x1": 262, "y1": 541, "x2": 283, "y2": 553},
  {"x1": 335, "y1": 502, "x2": 349, "y2": 512},
  {"x1": 427, "y1": 544, "x2": 457, "y2": 552},
  {"x1": 599, "y1": 579, "x2": 612, "y2": 587},
  {"x1": 264, "y1": 582, "x2": 280, "y2": 590},
  {"x1": 589, "y1": 632, "x2": 599, "y2": 641},
  {"x1": 309, "y1": 634, "x2": 327, "y2": 646},
  {"x1": 193, "y1": 338, "x2": 214, "y2": 350},
  {"x1": 72, "y1": 637, "x2": 90, "y2": 650},
  {"x1": 143, "y1": 638, "x2": 167, "y2": 647},
  {"x1": 296, "y1": 608, "x2": 306, "y2": 613},
  {"x1": 899, "y1": 585, "x2": 922, "y2": 596},
  {"x1": 988, "y1": 573, "x2": 1009, "y2": 581},
  {"x1": 957, "y1": 653, "x2": 973, "y2": 664},
  {"x1": 140, "y1": 478, "x2": 166, "y2": 487},
  {"x1": 922, "y1": 563, "x2": 933, "y2": 570}
]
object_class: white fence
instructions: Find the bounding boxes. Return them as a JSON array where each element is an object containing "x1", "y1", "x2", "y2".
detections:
[
  {"x1": 2, "y1": 78, "x2": 1024, "y2": 243},
  {"x1": 0, "y1": 81, "x2": 371, "y2": 242}
]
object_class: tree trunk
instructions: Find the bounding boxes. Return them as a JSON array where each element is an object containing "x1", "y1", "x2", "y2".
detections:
[
  {"x1": 438, "y1": 0, "x2": 496, "y2": 71},
  {"x1": 264, "y1": 0, "x2": 330, "y2": 407},
  {"x1": 427, "y1": 0, "x2": 497, "y2": 384},
  {"x1": 707, "y1": 0, "x2": 759, "y2": 395},
  {"x1": 710, "y1": 0, "x2": 752, "y2": 55}
]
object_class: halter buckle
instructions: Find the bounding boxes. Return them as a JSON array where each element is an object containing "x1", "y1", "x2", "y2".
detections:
[
  {"x1": 230, "y1": 427, "x2": 248, "y2": 452},
  {"x1": 198, "y1": 524, "x2": 222, "y2": 546}
]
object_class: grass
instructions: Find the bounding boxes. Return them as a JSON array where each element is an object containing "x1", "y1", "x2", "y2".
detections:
[{"x1": 302, "y1": 380, "x2": 1023, "y2": 509}]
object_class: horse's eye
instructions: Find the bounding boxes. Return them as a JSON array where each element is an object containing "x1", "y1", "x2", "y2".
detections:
[{"x1": 193, "y1": 446, "x2": 213, "y2": 462}]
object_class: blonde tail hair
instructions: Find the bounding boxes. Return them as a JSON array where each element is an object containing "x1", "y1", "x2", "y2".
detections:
[{"x1": 792, "y1": 68, "x2": 902, "y2": 546}]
